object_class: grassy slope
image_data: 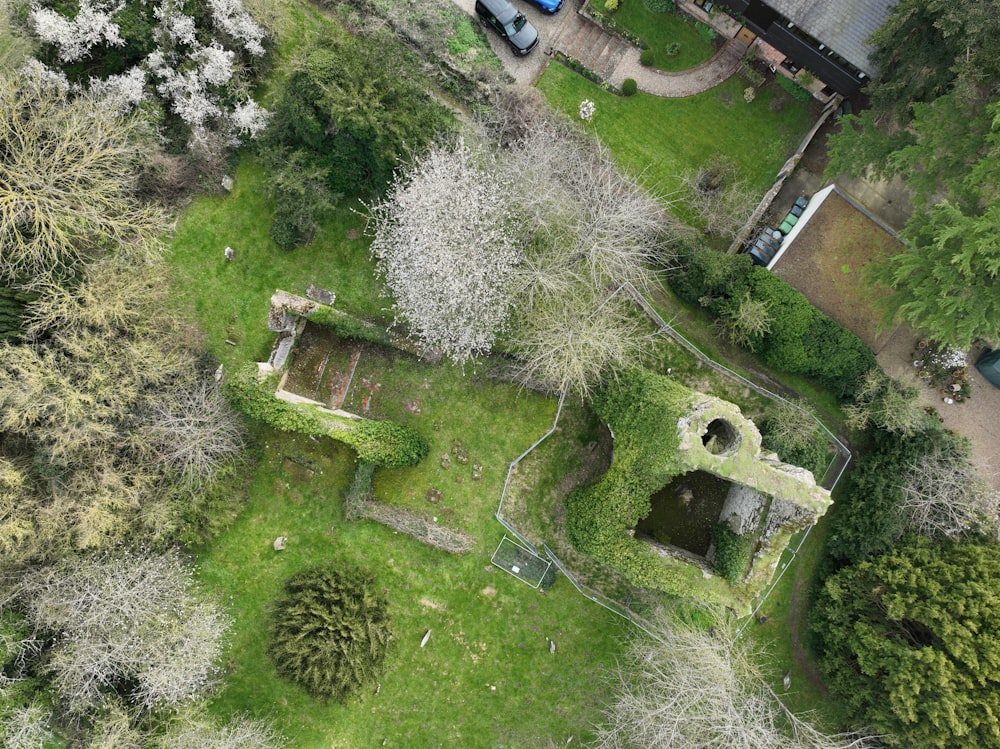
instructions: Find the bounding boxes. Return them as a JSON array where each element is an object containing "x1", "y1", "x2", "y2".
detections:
[
  {"x1": 197, "y1": 431, "x2": 626, "y2": 749},
  {"x1": 537, "y1": 62, "x2": 813, "y2": 198}
]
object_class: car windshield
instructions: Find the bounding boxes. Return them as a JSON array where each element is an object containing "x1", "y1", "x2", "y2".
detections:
[{"x1": 506, "y1": 13, "x2": 527, "y2": 33}]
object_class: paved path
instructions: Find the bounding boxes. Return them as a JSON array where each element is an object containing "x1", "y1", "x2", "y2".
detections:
[{"x1": 454, "y1": 0, "x2": 745, "y2": 95}]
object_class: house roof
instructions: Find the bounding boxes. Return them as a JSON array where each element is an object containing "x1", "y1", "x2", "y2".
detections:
[{"x1": 766, "y1": 0, "x2": 894, "y2": 74}]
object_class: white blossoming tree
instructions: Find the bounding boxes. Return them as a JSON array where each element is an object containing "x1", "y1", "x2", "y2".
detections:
[
  {"x1": 368, "y1": 137, "x2": 524, "y2": 364},
  {"x1": 29, "y1": 0, "x2": 125, "y2": 63},
  {"x1": 27, "y1": 0, "x2": 271, "y2": 149},
  {"x1": 369, "y1": 98, "x2": 677, "y2": 395}
]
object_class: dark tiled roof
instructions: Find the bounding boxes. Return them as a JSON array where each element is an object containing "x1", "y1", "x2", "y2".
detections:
[{"x1": 765, "y1": 0, "x2": 894, "y2": 74}]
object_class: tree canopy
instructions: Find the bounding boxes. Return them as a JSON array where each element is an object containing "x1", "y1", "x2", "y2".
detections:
[
  {"x1": 811, "y1": 537, "x2": 1000, "y2": 748},
  {"x1": 827, "y1": 0, "x2": 1000, "y2": 347},
  {"x1": 0, "y1": 68, "x2": 165, "y2": 284}
]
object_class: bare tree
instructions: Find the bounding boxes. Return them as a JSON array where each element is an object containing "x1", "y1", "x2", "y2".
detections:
[
  {"x1": 0, "y1": 256, "x2": 241, "y2": 560},
  {"x1": 143, "y1": 379, "x2": 244, "y2": 489},
  {"x1": 14, "y1": 549, "x2": 229, "y2": 716},
  {"x1": 681, "y1": 165, "x2": 760, "y2": 240},
  {"x1": 369, "y1": 100, "x2": 680, "y2": 395},
  {"x1": 157, "y1": 713, "x2": 285, "y2": 749},
  {"x1": 843, "y1": 369, "x2": 928, "y2": 437},
  {"x1": 899, "y1": 442, "x2": 1000, "y2": 539},
  {"x1": 593, "y1": 608, "x2": 878, "y2": 749},
  {"x1": 0, "y1": 69, "x2": 166, "y2": 284}
]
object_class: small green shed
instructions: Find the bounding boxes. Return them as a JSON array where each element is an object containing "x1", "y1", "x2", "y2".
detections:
[{"x1": 975, "y1": 349, "x2": 1000, "y2": 389}]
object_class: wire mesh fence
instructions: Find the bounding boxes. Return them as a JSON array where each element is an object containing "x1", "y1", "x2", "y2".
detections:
[{"x1": 491, "y1": 536, "x2": 553, "y2": 589}]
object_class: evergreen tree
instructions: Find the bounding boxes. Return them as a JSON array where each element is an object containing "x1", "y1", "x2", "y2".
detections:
[
  {"x1": 811, "y1": 538, "x2": 1000, "y2": 748},
  {"x1": 268, "y1": 564, "x2": 391, "y2": 702}
]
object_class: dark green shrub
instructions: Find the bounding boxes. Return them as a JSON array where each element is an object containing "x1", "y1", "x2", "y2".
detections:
[
  {"x1": 748, "y1": 268, "x2": 877, "y2": 397},
  {"x1": 823, "y1": 426, "x2": 968, "y2": 567},
  {"x1": 711, "y1": 523, "x2": 752, "y2": 583},
  {"x1": 269, "y1": 564, "x2": 391, "y2": 702},
  {"x1": 664, "y1": 42, "x2": 681, "y2": 57},
  {"x1": 269, "y1": 214, "x2": 304, "y2": 250},
  {"x1": 622, "y1": 78, "x2": 638, "y2": 96},
  {"x1": 665, "y1": 244, "x2": 752, "y2": 308},
  {"x1": 640, "y1": 49, "x2": 655, "y2": 66},
  {"x1": 694, "y1": 21, "x2": 716, "y2": 44},
  {"x1": 776, "y1": 75, "x2": 812, "y2": 102}
]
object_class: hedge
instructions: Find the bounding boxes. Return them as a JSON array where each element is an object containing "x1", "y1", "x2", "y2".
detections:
[{"x1": 667, "y1": 246, "x2": 878, "y2": 399}]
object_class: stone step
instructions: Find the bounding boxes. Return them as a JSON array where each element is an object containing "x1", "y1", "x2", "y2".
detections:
[
  {"x1": 601, "y1": 42, "x2": 628, "y2": 81},
  {"x1": 591, "y1": 39, "x2": 613, "y2": 75}
]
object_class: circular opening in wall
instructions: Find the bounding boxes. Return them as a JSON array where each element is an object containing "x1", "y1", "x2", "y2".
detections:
[{"x1": 701, "y1": 418, "x2": 739, "y2": 455}]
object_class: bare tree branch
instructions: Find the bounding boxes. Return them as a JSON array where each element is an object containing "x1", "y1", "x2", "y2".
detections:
[
  {"x1": 899, "y1": 441, "x2": 1000, "y2": 539},
  {"x1": 592, "y1": 608, "x2": 879, "y2": 749}
]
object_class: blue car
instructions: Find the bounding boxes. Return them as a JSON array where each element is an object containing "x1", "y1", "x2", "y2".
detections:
[{"x1": 525, "y1": 0, "x2": 563, "y2": 13}]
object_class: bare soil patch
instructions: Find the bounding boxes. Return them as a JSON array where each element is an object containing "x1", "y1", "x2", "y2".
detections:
[{"x1": 771, "y1": 192, "x2": 903, "y2": 353}]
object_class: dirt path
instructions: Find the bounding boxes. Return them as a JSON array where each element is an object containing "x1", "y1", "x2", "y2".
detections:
[{"x1": 787, "y1": 549, "x2": 830, "y2": 696}]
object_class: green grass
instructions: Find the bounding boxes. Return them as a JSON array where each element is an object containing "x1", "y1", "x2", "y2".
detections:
[
  {"x1": 196, "y1": 427, "x2": 628, "y2": 749},
  {"x1": 613, "y1": 4, "x2": 714, "y2": 71},
  {"x1": 167, "y1": 157, "x2": 384, "y2": 367},
  {"x1": 537, "y1": 62, "x2": 814, "y2": 198},
  {"x1": 741, "y1": 514, "x2": 853, "y2": 731}
]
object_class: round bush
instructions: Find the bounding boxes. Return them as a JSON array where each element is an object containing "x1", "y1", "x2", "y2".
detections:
[
  {"x1": 639, "y1": 49, "x2": 655, "y2": 67},
  {"x1": 665, "y1": 42, "x2": 681, "y2": 56},
  {"x1": 622, "y1": 78, "x2": 638, "y2": 96},
  {"x1": 269, "y1": 564, "x2": 391, "y2": 702}
]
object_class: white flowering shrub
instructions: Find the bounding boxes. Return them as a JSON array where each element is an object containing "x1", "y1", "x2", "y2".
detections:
[
  {"x1": 230, "y1": 98, "x2": 271, "y2": 138},
  {"x1": 88, "y1": 67, "x2": 148, "y2": 114},
  {"x1": 28, "y1": 0, "x2": 271, "y2": 148},
  {"x1": 30, "y1": 0, "x2": 125, "y2": 63},
  {"x1": 579, "y1": 99, "x2": 596, "y2": 121}
]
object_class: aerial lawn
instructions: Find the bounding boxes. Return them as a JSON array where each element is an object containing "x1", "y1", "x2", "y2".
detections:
[
  {"x1": 196, "y1": 418, "x2": 627, "y2": 748},
  {"x1": 167, "y1": 157, "x2": 384, "y2": 366},
  {"x1": 537, "y1": 62, "x2": 814, "y2": 198},
  {"x1": 612, "y1": 2, "x2": 715, "y2": 71}
]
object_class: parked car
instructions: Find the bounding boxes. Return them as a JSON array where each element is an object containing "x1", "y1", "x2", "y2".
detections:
[
  {"x1": 975, "y1": 349, "x2": 1000, "y2": 389},
  {"x1": 475, "y1": 0, "x2": 539, "y2": 55},
  {"x1": 525, "y1": 0, "x2": 563, "y2": 14}
]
